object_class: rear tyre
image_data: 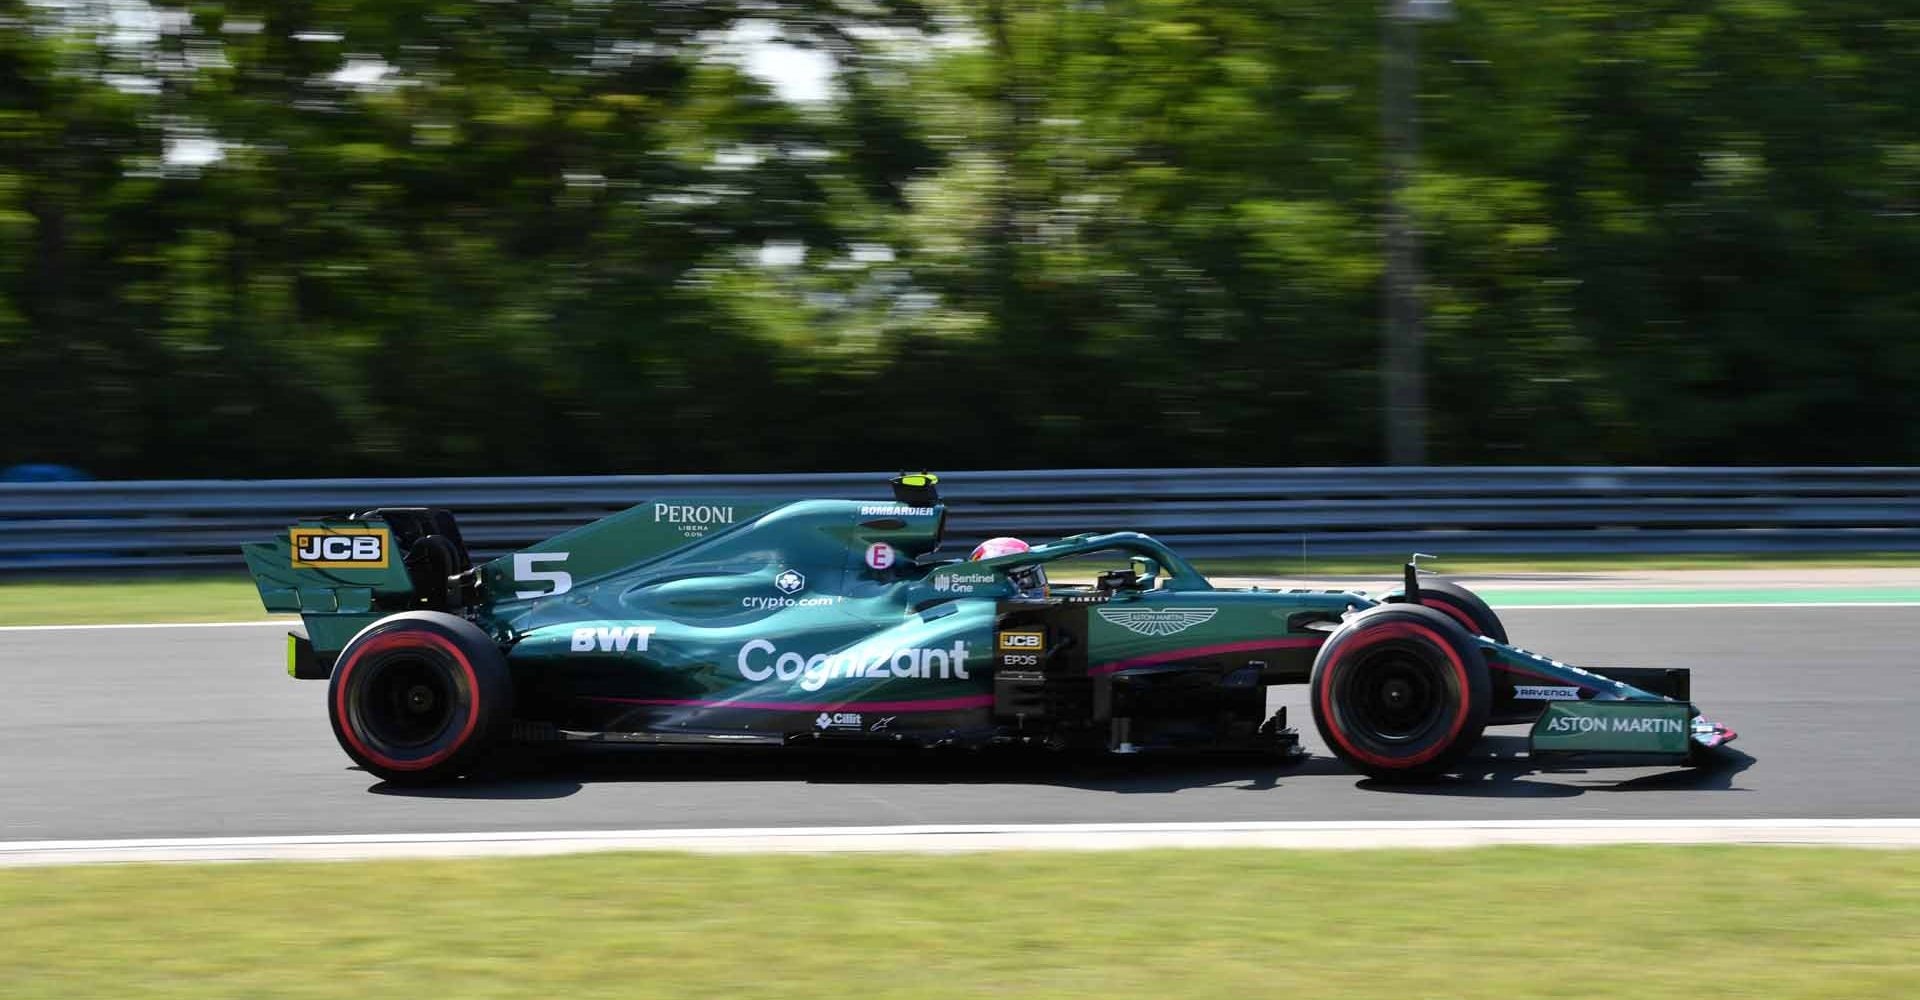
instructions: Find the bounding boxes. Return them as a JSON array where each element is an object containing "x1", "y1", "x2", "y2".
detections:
[
  {"x1": 1391, "y1": 579, "x2": 1507, "y2": 642},
  {"x1": 328, "y1": 611, "x2": 511, "y2": 785},
  {"x1": 1310, "y1": 604, "x2": 1489, "y2": 782}
]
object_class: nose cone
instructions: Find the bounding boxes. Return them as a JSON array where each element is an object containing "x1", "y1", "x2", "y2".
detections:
[{"x1": 1690, "y1": 713, "x2": 1737, "y2": 749}]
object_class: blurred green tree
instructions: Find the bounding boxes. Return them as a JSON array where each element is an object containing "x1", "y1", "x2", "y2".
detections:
[{"x1": 1, "y1": 0, "x2": 1917, "y2": 475}]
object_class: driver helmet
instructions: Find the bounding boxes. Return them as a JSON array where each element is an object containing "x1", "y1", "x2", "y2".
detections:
[{"x1": 970, "y1": 536, "x2": 1048, "y2": 597}]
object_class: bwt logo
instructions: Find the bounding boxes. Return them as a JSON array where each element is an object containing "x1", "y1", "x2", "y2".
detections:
[
  {"x1": 570, "y1": 625, "x2": 656, "y2": 653},
  {"x1": 290, "y1": 528, "x2": 388, "y2": 569}
]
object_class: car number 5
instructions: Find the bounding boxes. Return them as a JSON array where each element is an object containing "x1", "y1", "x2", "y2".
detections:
[{"x1": 513, "y1": 552, "x2": 572, "y2": 599}]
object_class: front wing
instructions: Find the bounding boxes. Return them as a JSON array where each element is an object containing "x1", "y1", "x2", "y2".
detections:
[{"x1": 1485, "y1": 639, "x2": 1737, "y2": 762}]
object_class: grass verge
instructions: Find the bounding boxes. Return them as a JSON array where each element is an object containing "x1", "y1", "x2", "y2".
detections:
[
  {"x1": 0, "y1": 576, "x2": 279, "y2": 626},
  {"x1": 1029, "y1": 550, "x2": 1920, "y2": 584},
  {"x1": 3, "y1": 551, "x2": 1920, "y2": 626},
  {"x1": 2, "y1": 847, "x2": 1916, "y2": 999}
]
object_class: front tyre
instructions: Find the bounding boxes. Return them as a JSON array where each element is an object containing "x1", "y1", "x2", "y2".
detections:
[
  {"x1": 1310, "y1": 604, "x2": 1489, "y2": 782},
  {"x1": 328, "y1": 611, "x2": 511, "y2": 785},
  {"x1": 1389, "y1": 579, "x2": 1507, "y2": 642}
]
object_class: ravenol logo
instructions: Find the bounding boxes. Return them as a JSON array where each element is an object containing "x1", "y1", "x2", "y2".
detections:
[
  {"x1": 290, "y1": 527, "x2": 389, "y2": 569},
  {"x1": 999, "y1": 630, "x2": 1045, "y2": 651}
]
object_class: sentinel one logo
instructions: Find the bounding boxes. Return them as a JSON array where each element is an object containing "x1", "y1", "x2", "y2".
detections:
[
  {"x1": 1096, "y1": 607, "x2": 1218, "y2": 637},
  {"x1": 290, "y1": 527, "x2": 389, "y2": 569},
  {"x1": 932, "y1": 572, "x2": 998, "y2": 594},
  {"x1": 1545, "y1": 715, "x2": 1685, "y2": 735},
  {"x1": 654, "y1": 503, "x2": 736, "y2": 538},
  {"x1": 738, "y1": 639, "x2": 972, "y2": 692},
  {"x1": 570, "y1": 625, "x2": 656, "y2": 653}
]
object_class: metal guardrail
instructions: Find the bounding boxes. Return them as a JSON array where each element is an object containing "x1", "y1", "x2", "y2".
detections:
[{"x1": 4, "y1": 467, "x2": 1919, "y2": 573}]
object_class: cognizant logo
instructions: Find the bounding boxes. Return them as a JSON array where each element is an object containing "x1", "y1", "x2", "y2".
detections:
[{"x1": 737, "y1": 639, "x2": 972, "y2": 692}]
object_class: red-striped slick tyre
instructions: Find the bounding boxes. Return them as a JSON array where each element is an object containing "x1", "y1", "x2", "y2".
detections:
[
  {"x1": 328, "y1": 611, "x2": 511, "y2": 785},
  {"x1": 1389, "y1": 579, "x2": 1507, "y2": 642},
  {"x1": 1310, "y1": 604, "x2": 1490, "y2": 782}
]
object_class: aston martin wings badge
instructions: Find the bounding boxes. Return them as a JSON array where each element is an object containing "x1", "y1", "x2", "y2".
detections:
[{"x1": 1095, "y1": 607, "x2": 1219, "y2": 637}]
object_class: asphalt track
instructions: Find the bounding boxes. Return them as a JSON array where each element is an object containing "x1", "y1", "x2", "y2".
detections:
[{"x1": 2, "y1": 606, "x2": 1916, "y2": 843}]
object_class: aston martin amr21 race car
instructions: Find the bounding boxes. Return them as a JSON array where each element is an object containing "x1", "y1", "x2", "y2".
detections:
[{"x1": 244, "y1": 474, "x2": 1736, "y2": 784}]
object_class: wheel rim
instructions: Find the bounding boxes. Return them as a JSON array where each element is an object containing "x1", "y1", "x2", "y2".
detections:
[
  {"x1": 348, "y1": 650, "x2": 462, "y2": 754},
  {"x1": 1335, "y1": 641, "x2": 1448, "y2": 744}
]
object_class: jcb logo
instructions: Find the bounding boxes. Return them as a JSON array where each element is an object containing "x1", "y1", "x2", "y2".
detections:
[
  {"x1": 998, "y1": 631, "x2": 1045, "y2": 651},
  {"x1": 290, "y1": 528, "x2": 389, "y2": 568}
]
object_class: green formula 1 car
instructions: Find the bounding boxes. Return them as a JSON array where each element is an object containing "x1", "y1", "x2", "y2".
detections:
[{"x1": 243, "y1": 474, "x2": 1736, "y2": 784}]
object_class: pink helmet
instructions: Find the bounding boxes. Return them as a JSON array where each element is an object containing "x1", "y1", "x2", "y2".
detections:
[
  {"x1": 968, "y1": 537, "x2": 1047, "y2": 596},
  {"x1": 969, "y1": 536, "x2": 1031, "y2": 561}
]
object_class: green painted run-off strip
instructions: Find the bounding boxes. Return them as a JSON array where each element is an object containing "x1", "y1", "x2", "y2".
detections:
[{"x1": 1481, "y1": 587, "x2": 1920, "y2": 607}]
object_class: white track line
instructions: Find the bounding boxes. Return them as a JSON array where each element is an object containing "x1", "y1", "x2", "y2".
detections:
[
  {"x1": 4, "y1": 820, "x2": 1918, "y2": 866},
  {"x1": 0, "y1": 620, "x2": 289, "y2": 632}
]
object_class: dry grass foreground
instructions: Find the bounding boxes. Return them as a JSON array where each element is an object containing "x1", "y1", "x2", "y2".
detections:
[{"x1": 1, "y1": 846, "x2": 1916, "y2": 998}]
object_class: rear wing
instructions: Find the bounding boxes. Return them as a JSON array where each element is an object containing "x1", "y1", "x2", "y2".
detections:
[{"x1": 241, "y1": 508, "x2": 474, "y2": 654}]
